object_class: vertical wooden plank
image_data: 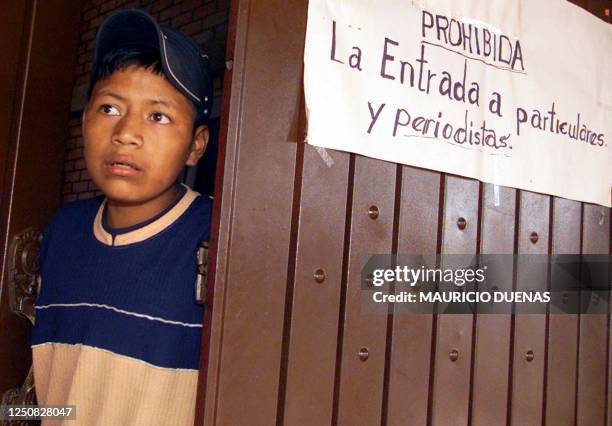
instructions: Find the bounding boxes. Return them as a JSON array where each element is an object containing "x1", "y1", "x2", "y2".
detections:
[
  {"x1": 608, "y1": 239, "x2": 611, "y2": 426},
  {"x1": 386, "y1": 166, "x2": 441, "y2": 425},
  {"x1": 576, "y1": 204, "x2": 609, "y2": 426},
  {"x1": 194, "y1": 0, "x2": 239, "y2": 425},
  {"x1": 0, "y1": 0, "x2": 80, "y2": 249},
  {"x1": 196, "y1": 0, "x2": 238, "y2": 421},
  {"x1": 431, "y1": 176, "x2": 479, "y2": 426},
  {"x1": 608, "y1": 209, "x2": 611, "y2": 426},
  {"x1": 0, "y1": 0, "x2": 28, "y2": 221},
  {"x1": 282, "y1": 146, "x2": 350, "y2": 425},
  {"x1": 510, "y1": 192, "x2": 550, "y2": 426},
  {"x1": 202, "y1": 0, "x2": 245, "y2": 423},
  {"x1": 0, "y1": 0, "x2": 30, "y2": 395},
  {"x1": 336, "y1": 156, "x2": 396, "y2": 426},
  {"x1": 0, "y1": 0, "x2": 81, "y2": 395},
  {"x1": 471, "y1": 184, "x2": 516, "y2": 426},
  {"x1": 608, "y1": 300, "x2": 611, "y2": 426},
  {"x1": 544, "y1": 198, "x2": 580, "y2": 425},
  {"x1": 203, "y1": 1, "x2": 307, "y2": 424}
]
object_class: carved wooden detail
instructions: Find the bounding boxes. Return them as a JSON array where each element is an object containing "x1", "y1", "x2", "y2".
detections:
[
  {"x1": 1, "y1": 228, "x2": 41, "y2": 424},
  {"x1": 7, "y1": 227, "x2": 42, "y2": 324}
]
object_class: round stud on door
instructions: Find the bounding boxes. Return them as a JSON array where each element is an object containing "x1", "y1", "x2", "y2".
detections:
[
  {"x1": 457, "y1": 217, "x2": 467, "y2": 230},
  {"x1": 358, "y1": 347, "x2": 369, "y2": 362},
  {"x1": 368, "y1": 205, "x2": 379, "y2": 220},
  {"x1": 449, "y1": 349, "x2": 459, "y2": 362},
  {"x1": 314, "y1": 269, "x2": 326, "y2": 284}
]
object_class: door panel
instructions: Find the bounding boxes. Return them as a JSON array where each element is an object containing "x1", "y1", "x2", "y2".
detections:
[
  {"x1": 386, "y1": 167, "x2": 441, "y2": 425},
  {"x1": 282, "y1": 145, "x2": 349, "y2": 425},
  {"x1": 510, "y1": 192, "x2": 550, "y2": 426},
  {"x1": 0, "y1": 0, "x2": 81, "y2": 398},
  {"x1": 198, "y1": 1, "x2": 611, "y2": 424},
  {"x1": 545, "y1": 198, "x2": 581, "y2": 425},
  {"x1": 471, "y1": 184, "x2": 516, "y2": 426},
  {"x1": 335, "y1": 156, "x2": 396, "y2": 426},
  {"x1": 576, "y1": 205, "x2": 609, "y2": 426},
  {"x1": 430, "y1": 176, "x2": 479, "y2": 426}
]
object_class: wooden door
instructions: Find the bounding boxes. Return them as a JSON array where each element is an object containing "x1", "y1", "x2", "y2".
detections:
[
  {"x1": 196, "y1": 1, "x2": 610, "y2": 425},
  {"x1": 0, "y1": 0, "x2": 81, "y2": 401}
]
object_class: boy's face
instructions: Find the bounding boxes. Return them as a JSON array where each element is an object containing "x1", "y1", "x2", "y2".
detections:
[{"x1": 83, "y1": 66, "x2": 208, "y2": 208}]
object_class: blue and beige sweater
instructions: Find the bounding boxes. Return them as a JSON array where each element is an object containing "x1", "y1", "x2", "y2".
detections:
[{"x1": 31, "y1": 184, "x2": 211, "y2": 425}]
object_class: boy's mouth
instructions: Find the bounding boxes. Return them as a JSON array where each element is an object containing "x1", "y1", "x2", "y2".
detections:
[
  {"x1": 104, "y1": 156, "x2": 142, "y2": 176},
  {"x1": 108, "y1": 162, "x2": 139, "y2": 170}
]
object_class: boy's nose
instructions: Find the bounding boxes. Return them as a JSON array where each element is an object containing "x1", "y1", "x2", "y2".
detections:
[{"x1": 112, "y1": 113, "x2": 144, "y2": 147}]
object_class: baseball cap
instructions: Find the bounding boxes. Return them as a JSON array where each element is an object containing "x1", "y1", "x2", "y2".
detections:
[{"x1": 89, "y1": 9, "x2": 213, "y2": 124}]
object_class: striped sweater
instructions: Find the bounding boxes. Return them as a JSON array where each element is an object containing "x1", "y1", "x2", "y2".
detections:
[{"x1": 31, "y1": 184, "x2": 211, "y2": 425}]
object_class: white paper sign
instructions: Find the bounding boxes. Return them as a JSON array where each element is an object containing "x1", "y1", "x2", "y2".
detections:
[{"x1": 304, "y1": 0, "x2": 612, "y2": 207}]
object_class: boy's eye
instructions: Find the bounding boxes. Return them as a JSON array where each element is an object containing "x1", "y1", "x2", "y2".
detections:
[
  {"x1": 100, "y1": 104, "x2": 120, "y2": 116},
  {"x1": 150, "y1": 112, "x2": 171, "y2": 124}
]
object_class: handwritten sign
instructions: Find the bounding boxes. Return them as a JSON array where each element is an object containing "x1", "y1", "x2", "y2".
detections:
[{"x1": 304, "y1": 0, "x2": 611, "y2": 207}]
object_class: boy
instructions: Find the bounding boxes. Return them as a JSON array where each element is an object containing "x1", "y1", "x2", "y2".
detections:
[{"x1": 31, "y1": 10, "x2": 213, "y2": 425}]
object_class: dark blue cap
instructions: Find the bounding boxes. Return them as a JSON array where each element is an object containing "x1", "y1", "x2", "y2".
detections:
[{"x1": 90, "y1": 9, "x2": 213, "y2": 124}]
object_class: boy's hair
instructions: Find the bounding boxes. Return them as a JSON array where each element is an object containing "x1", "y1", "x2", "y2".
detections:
[{"x1": 87, "y1": 45, "x2": 206, "y2": 130}]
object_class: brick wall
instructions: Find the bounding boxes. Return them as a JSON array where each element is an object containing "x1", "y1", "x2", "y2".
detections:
[{"x1": 61, "y1": 0, "x2": 229, "y2": 203}]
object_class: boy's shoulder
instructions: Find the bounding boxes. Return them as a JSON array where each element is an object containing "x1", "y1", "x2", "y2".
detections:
[
  {"x1": 190, "y1": 192, "x2": 213, "y2": 218},
  {"x1": 49, "y1": 196, "x2": 104, "y2": 230},
  {"x1": 40, "y1": 196, "x2": 103, "y2": 255},
  {"x1": 184, "y1": 190, "x2": 213, "y2": 240}
]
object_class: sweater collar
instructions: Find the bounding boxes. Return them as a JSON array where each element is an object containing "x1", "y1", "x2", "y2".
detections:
[{"x1": 93, "y1": 183, "x2": 199, "y2": 247}]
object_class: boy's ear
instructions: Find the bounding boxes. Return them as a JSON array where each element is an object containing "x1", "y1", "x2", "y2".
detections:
[{"x1": 186, "y1": 124, "x2": 209, "y2": 166}]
